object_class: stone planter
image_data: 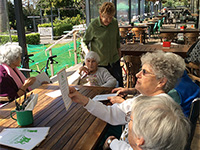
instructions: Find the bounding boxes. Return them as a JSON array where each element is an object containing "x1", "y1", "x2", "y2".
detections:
[{"x1": 38, "y1": 27, "x2": 52, "y2": 36}]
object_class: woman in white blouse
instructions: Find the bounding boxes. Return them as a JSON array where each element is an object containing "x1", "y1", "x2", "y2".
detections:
[{"x1": 68, "y1": 51, "x2": 117, "y2": 87}]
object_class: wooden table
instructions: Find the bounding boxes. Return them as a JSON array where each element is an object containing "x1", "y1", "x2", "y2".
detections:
[
  {"x1": 0, "y1": 84, "x2": 113, "y2": 150},
  {"x1": 121, "y1": 44, "x2": 191, "y2": 58},
  {"x1": 175, "y1": 22, "x2": 196, "y2": 29},
  {"x1": 160, "y1": 28, "x2": 200, "y2": 33},
  {"x1": 160, "y1": 28, "x2": 200, "y2": 44}
]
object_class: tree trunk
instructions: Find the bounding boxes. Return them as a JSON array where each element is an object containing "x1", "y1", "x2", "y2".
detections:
[{"x1": 0, "y1": 0, "x2": 8, "y2": 32}]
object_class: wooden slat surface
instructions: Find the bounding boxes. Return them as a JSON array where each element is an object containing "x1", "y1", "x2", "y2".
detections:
[
  {"x1": 160, "y1": 28, "x2": 200, "y2": 33},
  {"x1": 121, "y1": 44, "x2": 191, "y2": 58},
  {"x1": 0, "y1": 84, "x2": 113, "y2": 150}
]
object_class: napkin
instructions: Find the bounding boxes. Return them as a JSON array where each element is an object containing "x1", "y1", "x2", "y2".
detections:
[{"x1": 24, "y1": 94, "x2": 38, "y2": 111}]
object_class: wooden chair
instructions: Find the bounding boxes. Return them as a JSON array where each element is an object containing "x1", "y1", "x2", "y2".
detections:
[
  {"x1": 119, "y1": 28, "x2": 128, "y2": 44},
  {"x1": 123, "y1": 55, "x2": 141, "y2": 88},
  {"x1": 184, "y1": 98, "x2": 200, "y2": 150},
  {"x1": 159, "y1": 33, "x2": 177, "y2": 42},
  {"x1": 184, "y1": 32, "x2": 199, "y2": 45},
  {"x1": 132, "y1": 28, "x2": 146, "y2": 44},
  {"x1": 186, "y1": 62, "x2": 200, "y2": 83}
]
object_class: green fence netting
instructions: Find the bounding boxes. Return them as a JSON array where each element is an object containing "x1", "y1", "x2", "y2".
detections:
[{"x1": 27, "y1": 41, "x2": 82, "y2": 77}]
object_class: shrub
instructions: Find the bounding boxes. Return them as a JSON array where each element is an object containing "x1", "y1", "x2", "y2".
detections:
[
  {"x1": 26, "y1": 33, "x2": 40, "y2": 45},
  {"x1": 54, "y1": 24, "x2": 73, "y2": 36},
  {"x1": 0, "y1": 35, "x2": 11, "y2": 44},
  {"x1": 37, "y1": 14, "x2": 85, "y2": 36},
  {"x1": 0, "y1": 33, "x2": 40, "y2": 45},
  {"x1": 38, "y1": 23, "x2": 52, "y2": 27}
]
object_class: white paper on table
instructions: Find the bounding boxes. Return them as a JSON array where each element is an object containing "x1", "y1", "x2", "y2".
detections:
[
  {"x1": 24, "y1": 94, "x2": 38, "y2": 111},
  {"x1": 92, "y1": 93, "x2": 118, "y2": 101},
  {"x1": 45, "y1": 87, "x2": 79, "y2": 98},
  {"x1": 45, "y1": 89, "x2": 62, "y2": 98},
  {"x1": 57, "y1": 68, "x2": 72, "y2": 110},
  {"x1": 0, "y1": 127, "x2": 50, "y2": 150},
  {"x1": 30, "y1": 72, "x2": 51, "y2": 89}
]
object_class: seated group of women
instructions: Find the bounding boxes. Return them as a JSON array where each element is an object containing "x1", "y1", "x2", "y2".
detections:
[
  {"x1": 69, "y1": 50, "x2": 196, "y2": 150},
  {"x1": 0, "y1": 43, "x2": 199, "y2": 150}
]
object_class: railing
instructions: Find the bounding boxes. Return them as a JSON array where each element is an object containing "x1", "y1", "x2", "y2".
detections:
[{"x1": 44, "y1": 24, "x2": 86, "y2": 76}]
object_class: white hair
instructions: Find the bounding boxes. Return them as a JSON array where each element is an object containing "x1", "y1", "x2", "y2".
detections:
[
  {"x1": 130, "y1": 95, "x2": 190, "y2": 150},
  {"x1": 141, "y1": 50, "x2": 186, "y2": 92},
  {"x1": 84, "y1": 51, "x2": 100, "y2": 63},
  {"x1": 0, "y1": 43, "x2": 22, "y2": 66}
]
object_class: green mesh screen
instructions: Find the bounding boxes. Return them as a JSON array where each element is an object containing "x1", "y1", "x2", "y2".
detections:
[{"x1": 27, "y1": 41, "x2": 82, "y2": 77}]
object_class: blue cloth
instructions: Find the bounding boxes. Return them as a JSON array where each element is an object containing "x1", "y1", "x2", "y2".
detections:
[{"x1": 175, "y1": 71, "x2": 200, "y2": 117}]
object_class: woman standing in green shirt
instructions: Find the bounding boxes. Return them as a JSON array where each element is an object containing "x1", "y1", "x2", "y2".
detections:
[{"x1": 83, "y1": 2, "x2": 123, "y2": 87}]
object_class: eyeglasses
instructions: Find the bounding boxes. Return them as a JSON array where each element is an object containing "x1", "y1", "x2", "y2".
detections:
[
  {"x1": 125, "y1": 111, "x2": 133, "y2": 122},
  {"x1": 139, "y1": 68, "x2": 155, "y2": 76}
]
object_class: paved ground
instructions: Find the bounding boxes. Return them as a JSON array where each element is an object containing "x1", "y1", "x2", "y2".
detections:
[{"x1": 40, "y1": 35, "x2": 73, "y2": 45}]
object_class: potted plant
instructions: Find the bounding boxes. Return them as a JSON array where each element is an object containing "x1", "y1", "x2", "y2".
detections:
[{"x1": 163, "y1": 39, "x2": 171, "y2": 49}]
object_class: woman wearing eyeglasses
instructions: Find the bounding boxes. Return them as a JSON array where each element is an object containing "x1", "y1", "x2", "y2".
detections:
[{"x1": 69, "y1": 51, "x2": 186, "y2": 150}]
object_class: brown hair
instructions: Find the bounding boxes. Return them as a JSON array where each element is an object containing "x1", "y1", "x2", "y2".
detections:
[{"x1": 99, "y1": 2, "x2": 115, "y2": 16}]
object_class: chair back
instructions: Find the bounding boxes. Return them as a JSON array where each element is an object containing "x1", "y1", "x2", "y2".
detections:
[
  {"x1": 153, "y1": 22, "x2": 158, "y2": 34},
  {"x1": 119, "y1": 28, "x2": 128, "y2": 38},
  {"x1": 184, "y1": 32, "x2": 199, "y2": 45},
  {"x1": 185, "y1": 98, "x2": 200, "y2": 150},
  {"x1": 159, "y1": 33, "x2": 177, "y2": 42},
  {"x1": 123, "y1": 55, "x2": 141, "y2": 87},
  {"x1": 189, "y1": 98, "x2": 200, "y2": 124},
  {"x1": 132, "y1": 28, "x2": 145, "y2": 37},
  {"x1": 186, "y1": 62, "x2": 200, "y2": 84}
]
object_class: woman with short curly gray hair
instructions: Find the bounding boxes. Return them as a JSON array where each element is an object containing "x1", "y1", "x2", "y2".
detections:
[
  {"x1": 129, "y1": 95, "x2": 190, "y2": 150},
  {"x1": 140, "y1": 50, "x2": 185, "y2": 93},
  {"x1": 68, "y1": 51, "x2": 117, "y2": 87},
  {"x1": 0, "y1": 43, "x2": 22, "y2": 65},
  {"x1": 0, "y1": 43, "x2": 36, "y2": 104}
]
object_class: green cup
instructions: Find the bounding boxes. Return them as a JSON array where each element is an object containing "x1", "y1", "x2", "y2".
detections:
[{"x1": 10, "y1": 110, "x2": 33, "y2": 126}]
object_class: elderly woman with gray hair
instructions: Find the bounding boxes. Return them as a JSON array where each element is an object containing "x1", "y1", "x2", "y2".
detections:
[
  {"x1": 68, "y1": 51, "x2": 117, "y2": 87},
  {"x1": 0, "y1": 43, "x2": 36, "y2": 104},
  {"x1": 126, "y1": 95, "x2": 190, "y2": 150},
  {"x1": 69, "y1": 50, "x2": 187, "y2": 149}
]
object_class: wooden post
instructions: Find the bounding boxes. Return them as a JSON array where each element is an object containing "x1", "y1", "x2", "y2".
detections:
[
  {"x1": 49, "y1": 49, "x2": 54, "y2": 76},
  {"x1": 36, "y1": 63, "x2": 40, "y2": 72},
  {"x1": 73, "y1": 31, "x2": 78, "y2": 65}
]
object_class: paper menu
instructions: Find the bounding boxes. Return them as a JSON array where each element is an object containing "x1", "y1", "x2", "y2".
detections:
[
  {"x1": 0, "y1": 127, "x2": 50, "y2": 150},
  {"x1": 30, "y1": 72, "x2": 51, "y2": 89},
  {"x1": 92, "y1": 93, "x2": 118, "y2": 101},
  {"x1": 57, "y1": 68, "x2": 72, "y2": 110}
]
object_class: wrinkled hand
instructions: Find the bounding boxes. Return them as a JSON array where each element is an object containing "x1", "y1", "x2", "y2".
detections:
[
  {"x1": 107, "y1": 96, "x2": 125, "y2": 104},
  {"x1": 24, "y1": 77, "x2": 36, "y2": 88},
  {"x1": 103, "y1": 136, "x2": 116, "y2": 150},
  {"x1": 111, "y1": 87, "x2": 128, "y2": 96},
  {"x1": 79, "y1": 66, "x2": 90, "y2": 75},
  {"x1": 68, "y1": 86, "x2": 89, "y2": 106}
]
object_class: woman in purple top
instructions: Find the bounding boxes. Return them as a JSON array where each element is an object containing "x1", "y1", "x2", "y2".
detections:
[{"x1": 0, "y1": 43, "x2": 36, "y2": 105}]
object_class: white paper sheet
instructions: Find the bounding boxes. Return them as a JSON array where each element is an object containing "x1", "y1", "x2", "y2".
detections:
[
  {"x1": 24, "y1": 94, "x2": 38, "y2": 111},
  {"x1": 92, "y1": 93, "x2": 118, "y2": 101},
  {"x1": 45, "y1": 89, "x2": 62, "y2": 98},
  {"x1": 57, "y1": 68, "x2": 72, "y2": 110},
  {"x1": 30, "y1": 72, "x2": 51, "y2": 89},
  {"x1": 0, "y1": 127, "x2": 50, "y2": 150}
]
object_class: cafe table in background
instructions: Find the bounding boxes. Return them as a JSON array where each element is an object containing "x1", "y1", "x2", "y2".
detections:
[
  {"x1": 121, "y1": 43, "x2": 191, "y2": 58},
  {"x1": 0, "y1": 83, "x2": 113, "y2": 150}
]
